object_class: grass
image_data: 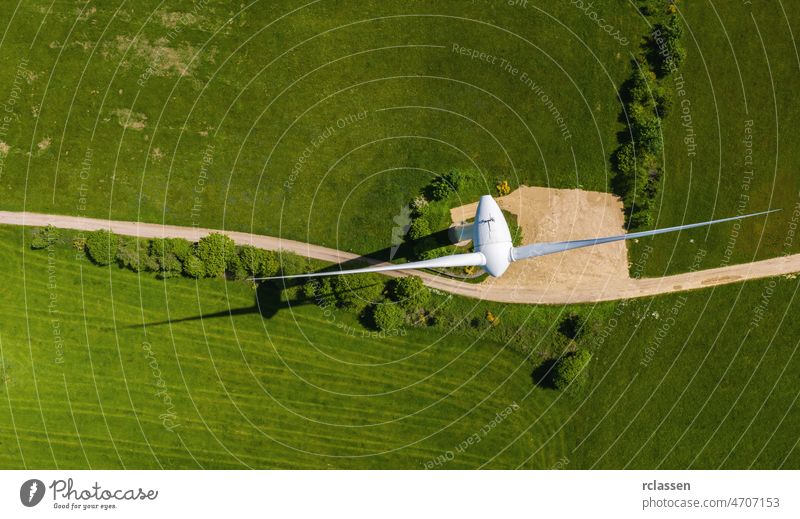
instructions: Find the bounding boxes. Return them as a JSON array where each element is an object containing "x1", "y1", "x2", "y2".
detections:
[
  {"x1": 0, "y1": 226, "x2": 565, "y2": 469},
  {"x1": 0, "y1": 1, "x2": 798, "y2": 469},
  {"x1": 0, "y1": 0, "x2": 642, "y2": 258},
  {"x1": 627, "y1": 1, "x2": 800, "y2": 273},
  {"x1": 3, "y1": 225, "x2": 798, "y2": 469}
]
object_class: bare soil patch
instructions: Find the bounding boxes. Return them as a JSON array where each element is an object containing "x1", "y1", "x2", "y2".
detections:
[{"x1": 450, "y1": 185, "x2": 631, "y2": 295}]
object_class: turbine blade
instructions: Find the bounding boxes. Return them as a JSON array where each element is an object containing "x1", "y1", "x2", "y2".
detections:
[
  {"x1": 253, "y1": 252, "x2": 486, "y2": 281},
  {"x1": 511, "y1": 209, "x2": 780, "y2": 261}
]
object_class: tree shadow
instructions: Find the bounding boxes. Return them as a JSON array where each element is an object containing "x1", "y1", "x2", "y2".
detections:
[{"x1": 531, "y1": 359, "x2": 558, "y2": 390}]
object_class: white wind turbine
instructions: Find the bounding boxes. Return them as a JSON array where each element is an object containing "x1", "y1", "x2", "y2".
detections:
[{"x1": 254, "y1": 195, "x2": 778, "y2": 281}]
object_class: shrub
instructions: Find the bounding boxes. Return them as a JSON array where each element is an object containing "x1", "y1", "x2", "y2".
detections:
[
  {"x1": 85, "y1": 229, "x2": 119, "y2": 266},
  {"x1": 653, "y1": 85, "x2": 672, "y2": 117},
  {"x1": 390, "y1": 276, "x2": 430, "y2": 310},
  {"x1": 149, "y1": 238, "x2": 185, "y2": 278},
  {"x1": 72, "y1": 236, "x2": 86, "y2": 251},
  {"x1": 407, "y1": 218, "x2": 431, "y2": 241},
  {"x1": 372, "y1": 303, "x2": 405, "y2": 331},
  {"x1": 628, "y1": 207, "x2": 654, "y2": 229},
  {"x1": 410, "y1": 195, "x2": 429, "y2": 215},
  {"x1": 169, "y1": 238, "x2": 192, "y2": 263},
  {"x1": 627, "y1": 66, "x2": 657, "y2": 105},
  {"x1": 428, "y1": 176, "x2": 453, "y2": 201},
  {"x1": 30, "y1": 225, "x2": 60, "y2": 250},
  {"x1": 496, "y1": 180, "x2": 511, "y2": 196},
  {"x1": 116, "y1": 237, "x2": 149, "y2": 272},
  {"x1": 613, "y1": 142, "x2": 638, "y2": 178},
  {"x1": 269, "y1": 251, "x2": 310, "y2": 277},
  {"x1": 332, "y1": 273, "x2": 385, "y2": 310},
  {"x1": 553, "y1": 350, "x2": 592, "y2": 390},
  {"x1": 444, "y1": 170, "x2": 466, "y2": 191},
  {"x1": 418, "y1": 244, "x2": 455, "y2": 261},
  {"x1": 633, "y1": 116, "x2": 663, "y2": 155},
  {"x1": 304, "y1": 277, "x2": 335, "y2": 303},
  {"x1": 183, "y1": 254, "x2": 205, "y2": 278},
  {"x1": 196, "y1": 233, "x2": 236, "y2": 277},
  {"x1": 651, "y1": 15, "x2": 685, "y2": 76},
  {"x1": 238, "y1": 245, "x2": 279, "y2": 278}
]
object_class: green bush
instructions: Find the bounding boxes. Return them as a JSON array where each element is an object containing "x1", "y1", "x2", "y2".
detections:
[
  {"x1": 428, "y1": 176, "x2": 453, "y2": 201},
  {"x1": 372, "y1": 303, "x2": 405, "y2": 331},
  {"x1": 169, "y1": 238, "x2": 192, "y2": 263},
  {"x1": 238, "y1": 245, "x2": 279, "y2": 278},
  {"x1": 275, "y1": 251, "x2": 311, "y2": 277},
  {"x1": 418, "y1": 244, "x2": 455, "y2": 261},
  {"x1": 627, "y1": 65, "x2": 656, "y2": 104},
  {"x1": 85, "y1": 229, "x2": 119, "y2": 266},
  {"x1": 653, "y1": 85, "x2": 672, "y2": 117},
  {"x1": 304, "y1": 277, "x2": 334, "y2": 303},
  {"x1": 30, "y1": 225, "x2": 60, "y2": 250},
  {"x1": 149, "y1": 238, "x2": 185, "y2": 278},
  {"x1": 632, "y1": 116, "x2": 663, "y2": 155},
  {"x1": 444, "y1": 169, "x2": 468, "y2": 192},
  {"x1": 408, "y1": 218, "x2": 431, "y2": 241},
  {"x1": 650, "y1": 15, "x2": 685, "y2": 76},
  {"x1": 332, "y1": 273, "x2": 385, "y2": 310},
  {"x1": 553, "y1": 350, "x2": 592, "y2": 390},
  {"x1": 116, "y1": 237, "x2": 150, "y2": 272},
  {"x1": 390, "y1": 276, "x2": 430, "y2": 310},
  {"x1": 183, "y1": 254, "x2": 205, "y2": 278},
  {"x1": 196, "y1": 233, "x2": 236, "y2": 277},
  {"x1": 613, "y1": 142, "x2": 637, "y2": 178}
]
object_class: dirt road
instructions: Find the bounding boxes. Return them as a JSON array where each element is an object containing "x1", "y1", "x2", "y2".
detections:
[{"x1": 2, "y1": 209, "x2": 798, "y2": 304}]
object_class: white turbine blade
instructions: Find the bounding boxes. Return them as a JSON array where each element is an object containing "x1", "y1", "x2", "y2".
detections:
[
  {"x1": 253, "y1": 252, "x2": 486, "y2": 281},
  {"x1": 511, "y1": 209, "x2": 779, "y2": 261}
]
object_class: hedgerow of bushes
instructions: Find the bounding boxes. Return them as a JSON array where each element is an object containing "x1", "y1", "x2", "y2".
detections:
[
  {"x1": 35, "y1": 227, "x2": 282, "y2": 281},
  {"x1": 612, "y1": 5, "x2": 686, "y2": 229}
]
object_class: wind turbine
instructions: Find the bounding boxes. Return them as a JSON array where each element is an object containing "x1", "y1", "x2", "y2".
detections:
[{"x1": 254, "y1": 195, "x2": 777, "y2": 281}]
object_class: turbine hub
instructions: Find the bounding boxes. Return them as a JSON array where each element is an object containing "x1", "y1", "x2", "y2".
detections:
[{"x1": 472, "y1": 195, "x2": 513, "y2": 277}]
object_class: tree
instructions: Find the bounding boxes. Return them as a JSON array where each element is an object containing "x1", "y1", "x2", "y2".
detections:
[
  {"x1": 30, "y1": 225, "x2": 60, "y2": 250},
  {"x1": 390, "y1": 276, "x2": 430, "y2": 310},
  {"x1": 85, "y1": 229, "x2": 119, "y2": 266},
  {"x1": 238, "y1": 245, "x2": 279, "y2": 278},
  {"x1": 553, "y1": 350, "x2": 592, "y2": 390},
  {"x1": 372, "y1": 303, "x2": 405, "y2": 331},
  {"x1": 196, "y1": 233, "x2": 236, "y2": 277},
  {"x1": 183, "y1": 254, "x2": 205, "y2": 278}
]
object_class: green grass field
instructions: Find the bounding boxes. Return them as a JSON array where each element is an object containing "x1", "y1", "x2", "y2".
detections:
[
  {"x1": 0, "y1": 226, "x2": 566, "y2": 469},
  {"x1": 2, "y1": 224, "x2": 798, "y2": 469},
  {"x1": 0, "y1": 1, "x2": 799, "y2": 469}
]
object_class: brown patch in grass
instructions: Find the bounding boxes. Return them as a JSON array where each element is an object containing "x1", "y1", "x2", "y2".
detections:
[{"x1": 112, "y1": 108, "x2": 147, "y2": 131}]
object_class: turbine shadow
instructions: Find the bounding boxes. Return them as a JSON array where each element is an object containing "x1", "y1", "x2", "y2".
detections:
[
  {"x1": 134, "y1": 280, "x2": 376, "y2": 327},
  {"x1": 133, "y1": 228, "x2": 457, "y2": 329}
]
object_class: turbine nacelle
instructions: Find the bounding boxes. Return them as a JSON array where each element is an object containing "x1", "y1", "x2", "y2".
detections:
[{"x1": 472, "y1": 195, "x2": 513, "y2": 277}]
